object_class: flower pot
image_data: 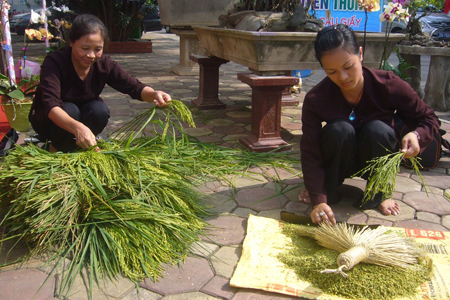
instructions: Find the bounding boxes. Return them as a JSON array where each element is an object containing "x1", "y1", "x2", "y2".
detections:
[{"x1": 1, "y1": 102, "x2": 32, "y2": 132}]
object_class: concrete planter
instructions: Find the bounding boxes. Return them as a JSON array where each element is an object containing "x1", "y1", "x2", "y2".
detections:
[
  {"x1": 398, "y1": 45, "x2": 450, "y2": 111},
  {"x1": 193, "y1": 25, "x2": 405, "y2": 75},
  {"x1": 157, "y1": 0, "x2": 239, "y2": 75},
  {"x1": 158, "y1": 0, "x2": 238, "y2": 28}
]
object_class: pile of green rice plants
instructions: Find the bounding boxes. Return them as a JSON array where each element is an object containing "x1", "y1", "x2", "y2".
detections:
[
  {"x1": 0, "y1": 100, "x2": 301, "y2": 298},
  {"x1": 279, "y1": 223, "x2": 432, "y2": 300}
]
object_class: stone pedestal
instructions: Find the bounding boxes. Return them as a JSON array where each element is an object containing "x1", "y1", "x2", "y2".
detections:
[
  {"x1": 190, "y1": 54, "x2": 228, "y2": 109},
  {"x1": 400, "y1": 53, "x2": 423, "y2": 98},
  {"x1": 170, "y1": 28, "x2": 206, "y2": 76},
  {"x1": 237, "y1": 73, "x2": 299, "y2": 152},
  {"x1": 281, "y1": 71, "x2": 299, "y2": 106},
  {"x1": 398, "y1": 45, "x2": 450, "y2": 111}
]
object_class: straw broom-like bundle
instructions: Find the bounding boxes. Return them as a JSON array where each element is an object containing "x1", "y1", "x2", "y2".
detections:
[
  {"x1": 0, "y1": 100, "x2": 301, "y2": 299},
  {"x1": 297, "y1": 222, "x2": 424, "y2": 277}
]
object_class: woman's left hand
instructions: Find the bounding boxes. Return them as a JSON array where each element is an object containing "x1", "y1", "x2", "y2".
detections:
[{"x1": 400, "y1": 132, "x2": 420, "y2": 158}]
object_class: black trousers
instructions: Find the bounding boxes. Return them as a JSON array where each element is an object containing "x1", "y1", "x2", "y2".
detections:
[
  {"x1": 31, "y1": 101, "x2": 110, "y2": 152},
  {"x1": 320, "y1": 119, "x2": 398, "y2": 207}
]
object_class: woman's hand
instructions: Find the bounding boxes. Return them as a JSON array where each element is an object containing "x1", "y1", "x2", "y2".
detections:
[
  {"x1": 141, "y1": 87, "x2": 172, "y2": 107},
  {"x1": 48, "y1": 106, "x2": 100, "y2": 152},
  {"x1": 310, "y1": 203, "x2": 336, "y2": 225},
  {"x1": 400, "y1": 131, "x2": 420, "y2": 158},
  {"x1": 74, "y1": 123, "x2": 99, "y2": 151}
]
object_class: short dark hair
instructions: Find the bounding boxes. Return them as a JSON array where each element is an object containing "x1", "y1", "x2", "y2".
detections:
[
  {"x1": 68, "y1": 14, "x2": 109, "y2": 44},
  {"x1": 314, "y1": 24, "x2": 359, "y2": 64}
]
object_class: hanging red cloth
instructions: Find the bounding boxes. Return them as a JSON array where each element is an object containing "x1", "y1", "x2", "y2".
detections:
[{"x1": 445, "y1": 0, "x2": 450, "y2": 14}]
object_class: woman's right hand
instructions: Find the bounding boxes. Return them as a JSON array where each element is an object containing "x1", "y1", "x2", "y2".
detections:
[
  {"x1": 310, "y1": 203, "x2": 336, "y2": 225},
  {"x1": 74, "y1": 123, "x2": 99, "y2": 151}
]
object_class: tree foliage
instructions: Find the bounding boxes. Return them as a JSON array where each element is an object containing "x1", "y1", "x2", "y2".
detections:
[{"x1": 50, "y1": 0, "x2": 158, "y2": 42}]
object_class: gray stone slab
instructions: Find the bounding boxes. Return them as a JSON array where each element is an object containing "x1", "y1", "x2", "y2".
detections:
[
  {"x1": 235, "y1": 188, "x2": 289, "y2": 212},
  {"x1": 162, "y1": 292, "x2": 222, "y2": 299},
  {"x1": 394, "y1": 176, "x2": 423, "y2": 193},
  {"x1": 346, "y1": 213, "x2": 369, "y2": 225},
  {"x1": 199, "y1": 193, "x2": 237, "y2": 214},
  {"x1": 327, "y1": 201, "x2": 366, "y2": 223},
  {"x1": 223, "y1": 134, "x2": 248, "y2": 142},
  {"x1": 232, "y1": 208, "x2": 258, "y2": 218},
  {"x1": 184, "y1": 128, "x2": 214, "y2": 137},
  {"x1": 190, "y1": 242, "x2": 220, "y2": 258},
  {"x1": 364, "y1": 201, "x2": 415, "y2": 221},
  {"x1": 403, "y1": 191, "x2": 450, "y2": 215},
  {"x1": 195, "y1": 181, "x2": 231, "y2": 195},
  {"x1": 202, "y1": 215, "x2": 247, "y2": 245},
  {"x1": 257, "y1": 209, "x2": 283, "y2": 220},
  {"x1": 283, "y1": 201, "x2": 310, "y2": 214},
  {"x1": 226, "y1": 174, "x2": 267, "y2": 189},
  {"x1": 0, "y1": 269, "x2": 55, "y2": 300},
  {"x1": 416, "y1": 212, "x2": 442, "y2": 224},
  {"x1": 201, "y1": 275, "x2": 238, "y2": 299},
  {"x1": 212, "y1": 126, "x2": 247, "y2": 135},
  {"x1": 412, "y1": 172, "x2": 450, "y2": 190},
  {"x1": 443, "y1": 215, "x2": 450, "y2": 230},
  {"x1": 140, "y1": 257, "x2": 214, "y2": 296},
  {"x1": 260, "y1": 167, "x2": 302, "y2": 185},
  {"x1": 64, "y1": 272, "x2": 135, "y2": 300},
  {"x1": 121, "y1": 288, "x2": 162, "y2": 300},
  {"x1": 210, "y1": 246, "x2": 243, "y2": 278},
  {"x1": 366, "y1": 217, "x2": 394, "y2": 227}
]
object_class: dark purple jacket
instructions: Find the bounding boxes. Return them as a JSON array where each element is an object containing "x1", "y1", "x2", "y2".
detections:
[
  {"x1": 300, "y1": 67, "x2": 440, "y2": 206},
  {"x1": 30, "y1": 46, "x2": 147, "y2": 122}
]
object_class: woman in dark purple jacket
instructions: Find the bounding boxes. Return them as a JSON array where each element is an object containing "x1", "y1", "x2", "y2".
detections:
[
  {"x1": 300, "y1": 24, "x2": 440, "y2": 224},
  {"x1": 29, "y1": 14, "x2": 171, "y2": 152}
]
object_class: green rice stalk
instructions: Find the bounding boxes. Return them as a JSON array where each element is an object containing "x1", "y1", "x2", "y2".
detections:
[
  {"x1": 352, "y1": 151, "x2": 427, "y2": 205},
  {"x1": 0, "y1": 100, "x2": 301, "y2": 299},
  {"x1": 279, "y1": 223, "x2": 432, "y2": 300}
]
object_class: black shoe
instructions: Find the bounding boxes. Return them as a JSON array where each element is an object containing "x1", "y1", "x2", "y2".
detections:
[{"x1": 0, "y1": 128, "x2": 19, "y2": 157}]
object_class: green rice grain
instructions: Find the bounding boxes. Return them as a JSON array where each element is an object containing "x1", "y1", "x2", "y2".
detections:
[{"x1": 278, "y1": 223, "x2": 432, "y2": 300}]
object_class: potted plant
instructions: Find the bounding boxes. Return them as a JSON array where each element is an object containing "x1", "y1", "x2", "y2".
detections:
[{"x1": 0, "y1": 73, "x2": 39, "y2": 132}]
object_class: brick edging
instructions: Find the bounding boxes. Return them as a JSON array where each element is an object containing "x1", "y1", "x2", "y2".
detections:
[{"x1": 105, "y1": 39, "x2": 153, "y2": 54}]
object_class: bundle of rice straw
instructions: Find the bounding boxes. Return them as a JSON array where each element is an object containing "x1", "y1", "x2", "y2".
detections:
[
  {"x1": 0, "y1": 100, "x2": 300, "y2": 299},
  {"x1": 297, "y1": 222, "x2": 424, "y2": 277}
]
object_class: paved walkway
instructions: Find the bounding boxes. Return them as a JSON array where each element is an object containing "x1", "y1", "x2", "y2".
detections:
[{"x1": 1, "y1": 30, "x2": 450, "y2": 300}]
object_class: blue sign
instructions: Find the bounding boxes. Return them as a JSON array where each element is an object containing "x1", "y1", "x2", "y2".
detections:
[{"x1": 301, "y1": 0, "x2": 383, "y2": 32}]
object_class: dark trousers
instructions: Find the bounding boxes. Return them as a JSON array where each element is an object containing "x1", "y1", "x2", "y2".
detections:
[
  {"x1": 31, "y1": 101, "x2": 110, "y2": 152},
  {"x1": 320, "y1": 120, "x2": 398, "y2": 207}
]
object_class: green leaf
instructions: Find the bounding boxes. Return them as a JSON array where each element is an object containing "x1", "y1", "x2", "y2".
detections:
[{"x1": 7, "y1": 90, "x2": 25, "y2": 101}]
